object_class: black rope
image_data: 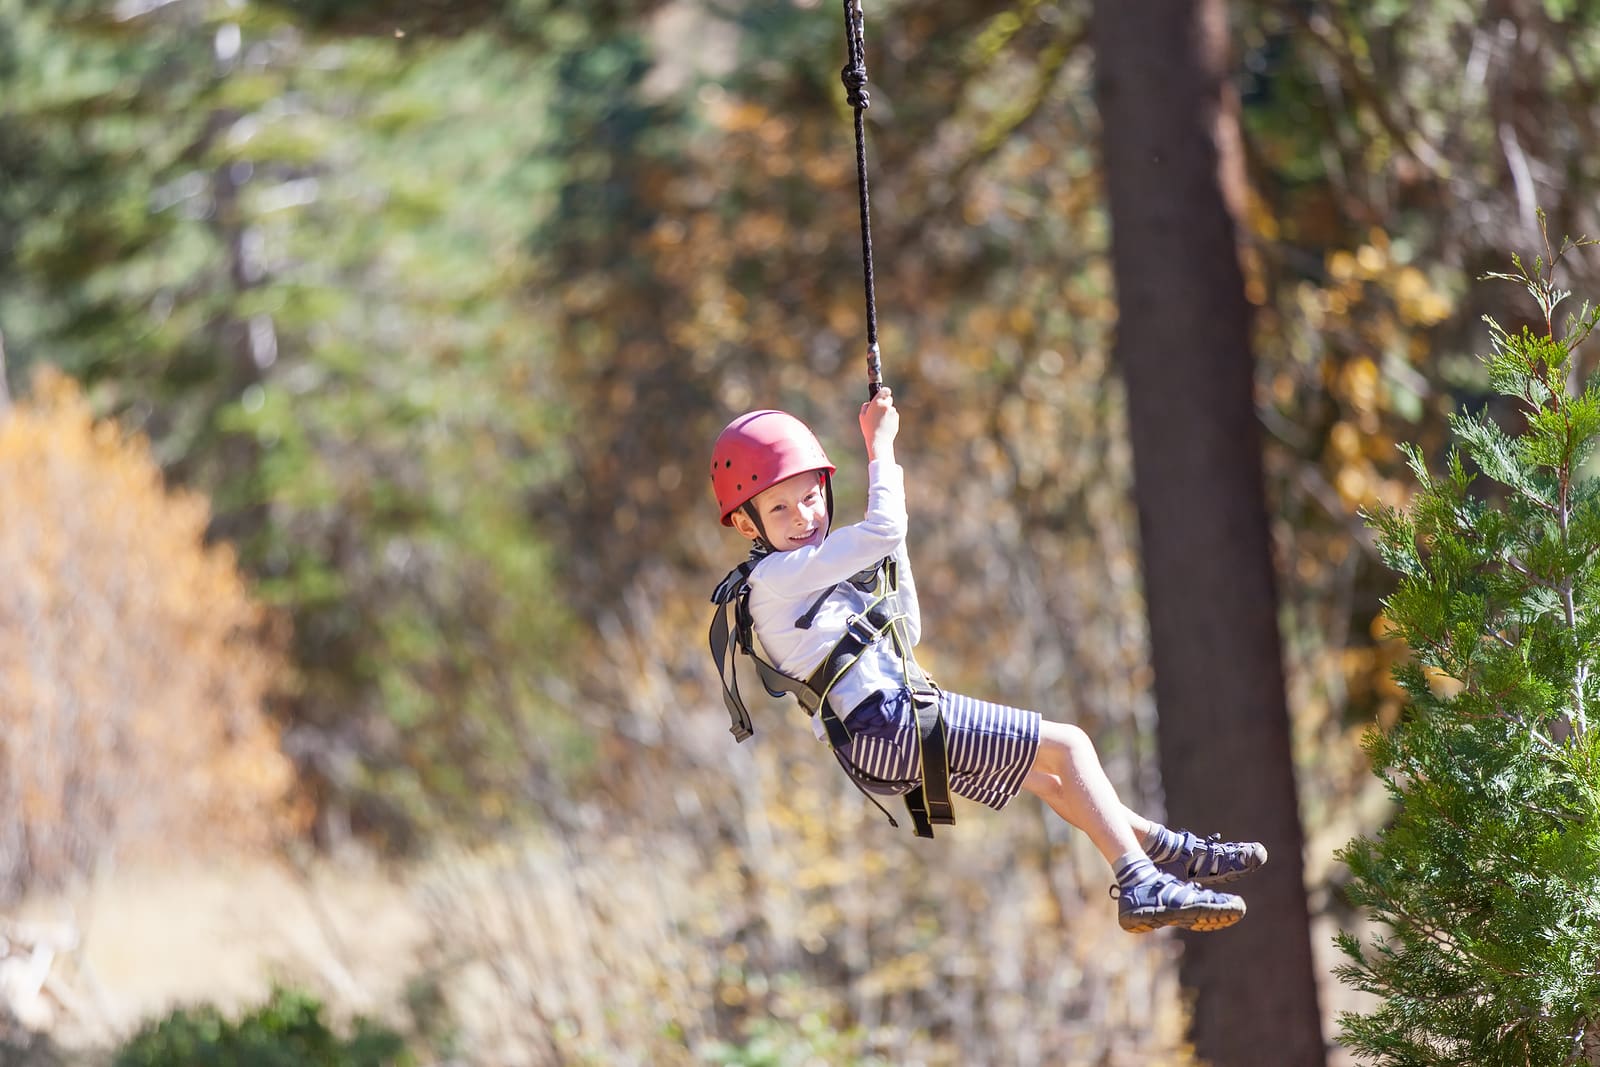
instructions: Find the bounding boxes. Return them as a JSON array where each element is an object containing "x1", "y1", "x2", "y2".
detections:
[{"x1": 840, "y1": 0, "x2": 882, "y2": 398}]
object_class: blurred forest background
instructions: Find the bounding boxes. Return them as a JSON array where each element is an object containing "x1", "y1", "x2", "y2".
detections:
[{"x1": 1, "y1": 0, "x2": 1597, "y2": 1064}]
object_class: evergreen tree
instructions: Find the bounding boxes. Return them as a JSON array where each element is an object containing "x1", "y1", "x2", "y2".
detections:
[{"x1": 1337, "y1": 222, "x2": 1600, "y2": 1066}]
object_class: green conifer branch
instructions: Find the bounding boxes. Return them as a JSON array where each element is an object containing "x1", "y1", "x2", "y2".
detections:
[{"x1": 1339, "y1": 226, "x2": 1600, "y2": 1065}]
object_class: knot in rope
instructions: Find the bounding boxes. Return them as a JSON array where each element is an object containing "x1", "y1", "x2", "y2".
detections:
[{"x1": 840, "y1": 62, "x2": 870, "y2": 110}]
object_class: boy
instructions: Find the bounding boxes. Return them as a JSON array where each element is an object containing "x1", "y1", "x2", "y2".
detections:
[{"x1": 709, "y1": 390, "x2": 1264, "y2": 932}]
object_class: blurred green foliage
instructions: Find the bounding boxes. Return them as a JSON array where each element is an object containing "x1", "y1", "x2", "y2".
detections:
[
  {"x1": 1, "y1": 0, "x2": 584, "y2": 842},
  {"x1": 113, "y1": 988, "x2": 412, "y2": 1067}
]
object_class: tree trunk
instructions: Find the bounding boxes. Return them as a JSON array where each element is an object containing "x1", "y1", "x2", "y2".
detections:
[{"x1": 1091, "y1": 2, "x2": 1325, "y2": 1064}]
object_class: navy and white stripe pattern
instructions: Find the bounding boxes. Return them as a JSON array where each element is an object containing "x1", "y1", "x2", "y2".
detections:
[{"x1": 834, "y1": 688, "x2": 1041, "y2": 811}]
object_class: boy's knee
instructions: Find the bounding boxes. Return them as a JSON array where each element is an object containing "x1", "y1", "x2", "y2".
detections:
[
  {"x1": 1041, "y1": 720, "x2": 1093, "y2": 757},
  {"x1": 1035, "y1": 720, "x2": 1095, "y2": 776}
]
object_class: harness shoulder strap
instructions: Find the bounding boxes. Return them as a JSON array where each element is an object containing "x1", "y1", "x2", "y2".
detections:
[
  {"x1": 709, "y1": 561, "x2": 760, "y2": 742},
  {"x1": 710, "y1": 556, "x2": 838, "y2": 739}
]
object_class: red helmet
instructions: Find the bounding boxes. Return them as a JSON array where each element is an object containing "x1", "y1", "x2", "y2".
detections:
[{"x1": 711, "y1": 410, "x2": 836, "y2": 526}]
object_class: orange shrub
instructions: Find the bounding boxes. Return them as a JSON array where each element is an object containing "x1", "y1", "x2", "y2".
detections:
[{"x1": 0, "y1": 368, "x2": 294, "y2": 901}]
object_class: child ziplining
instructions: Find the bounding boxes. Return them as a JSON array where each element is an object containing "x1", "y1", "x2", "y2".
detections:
[
  {"x1": 708, "y1": 394, "x2": 1266, "y2": 932},
  {"x1": 705, "y1": 1, "x2": 1263, "y2": 933}
]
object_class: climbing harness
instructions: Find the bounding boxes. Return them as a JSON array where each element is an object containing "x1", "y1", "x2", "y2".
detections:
[
  {"x1": 709, "y1": 553, "x2": 955, "y2": 838},
  {"x1": 840, "y1": 0, "x2": 883, "y2": 399}
]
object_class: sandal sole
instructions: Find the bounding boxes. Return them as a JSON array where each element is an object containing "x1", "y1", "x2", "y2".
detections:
[{"x1": 1119, "y1": 900, "x2": 1246, "y2": 934}]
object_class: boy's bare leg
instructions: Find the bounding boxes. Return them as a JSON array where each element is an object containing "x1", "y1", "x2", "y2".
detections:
[
  {"x1": 1021, "y1": 721, "x2": 1253, "y2": 933},
  {"x1": 1021, "y1": 720, "x2": 1147, "y2": 865}
]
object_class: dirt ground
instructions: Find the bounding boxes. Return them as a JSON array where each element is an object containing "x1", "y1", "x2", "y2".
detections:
[{"x1": 10, "y1": 854, "x2": 429, "y2": 1050}]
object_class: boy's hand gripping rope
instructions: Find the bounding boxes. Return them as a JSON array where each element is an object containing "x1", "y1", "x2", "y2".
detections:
[{"x1": 840, "y1": 0, "x2": 882, "y2": 398}]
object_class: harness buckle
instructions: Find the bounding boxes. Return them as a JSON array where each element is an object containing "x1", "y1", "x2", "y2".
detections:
[{"x1": 843, "y1": 611, "x2": 884, "y2": 645}]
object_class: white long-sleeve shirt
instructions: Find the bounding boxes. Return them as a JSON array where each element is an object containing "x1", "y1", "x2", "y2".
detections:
[{"x1": 743, "y1": 460, "x2": 922, "y2": 739}]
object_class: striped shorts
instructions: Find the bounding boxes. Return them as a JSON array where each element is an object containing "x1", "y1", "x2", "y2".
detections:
[{"x1": 833, "y1": 688, "x2": 1041, "y2": 811}]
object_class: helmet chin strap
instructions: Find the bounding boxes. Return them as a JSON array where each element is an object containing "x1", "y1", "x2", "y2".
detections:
[{"x1": 741, "y1": 501, "x2": 774, "y2": 553}]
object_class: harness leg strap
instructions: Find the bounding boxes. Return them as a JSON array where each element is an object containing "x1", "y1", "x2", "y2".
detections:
[
  {"x1": 903, "y1": 786, "x2": 934, "y2": 838},
  {"x1": 907, "y1": 687, "x2": 955, "y2": 834}
]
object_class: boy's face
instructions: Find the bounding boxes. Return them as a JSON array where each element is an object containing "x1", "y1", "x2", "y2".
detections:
[{"x1": 731, "y1": 471, "x2": 830, "y2": 551}]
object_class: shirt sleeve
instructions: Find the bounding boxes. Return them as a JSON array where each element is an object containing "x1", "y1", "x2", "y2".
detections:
[
  {"x1": 893, "y1": 541, "x2": 921, "y2": 647},
  {"x1": 750, "y1": 459, "x2": 907, "y2": 599}
]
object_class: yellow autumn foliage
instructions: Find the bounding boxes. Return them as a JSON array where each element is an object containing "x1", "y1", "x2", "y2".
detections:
[{"x1": 0, "y1": 369, "x2": 294, "y2": 902}]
